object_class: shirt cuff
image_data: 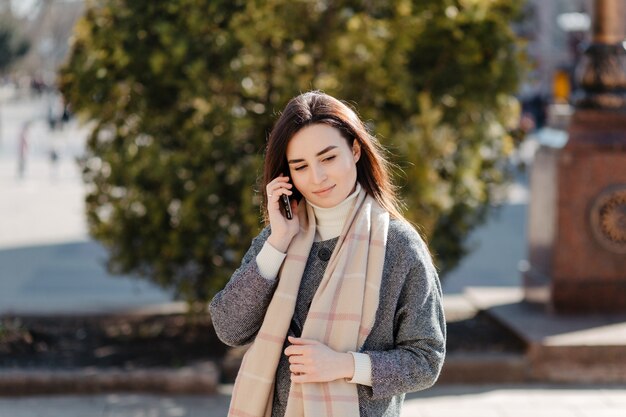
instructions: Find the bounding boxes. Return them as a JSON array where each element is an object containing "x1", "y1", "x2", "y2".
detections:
[
  {"x1": 255, "y1": 241, "x2": 287, "y2": 280},
  {"x1": 347, "y1": 352, "x2": 372, "y2": 386}
]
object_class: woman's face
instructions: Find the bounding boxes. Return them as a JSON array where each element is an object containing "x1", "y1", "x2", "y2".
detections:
[{"x1": 286, "y1": 123, "x2": 361, "y2": 208}]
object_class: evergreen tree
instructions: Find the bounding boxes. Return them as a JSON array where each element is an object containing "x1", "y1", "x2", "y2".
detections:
[{"x1": 59, "y1": 0, "x2": 524, "y2": 305}]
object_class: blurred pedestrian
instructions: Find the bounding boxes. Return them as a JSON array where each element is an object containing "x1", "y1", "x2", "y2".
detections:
[
  {"x1": 49, "y1": 146, "x2": 59, "y2": 180},
  {"x1": 61, "y1": 101, "x2": 71, "y2": 125},
  {"x1": 17, "y1": 121, "x2": 30, "y2": 178},
  {"x1": 210, "y1": 91, "x2": 446, "y2": 417},
  {"x1": 46, "y1": 94, "x2": 66, "y2": 131}
]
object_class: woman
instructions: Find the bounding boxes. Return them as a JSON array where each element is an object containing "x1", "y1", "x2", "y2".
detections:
[{"x1": 209, "y1": 91, "x2": 446, "y2": 417}]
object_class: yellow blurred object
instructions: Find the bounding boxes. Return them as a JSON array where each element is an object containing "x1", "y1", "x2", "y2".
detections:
[{"x1": 553, "y1": 70, "x2": 571, "y2": 103}]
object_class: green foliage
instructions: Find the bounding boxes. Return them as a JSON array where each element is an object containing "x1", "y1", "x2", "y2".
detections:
[
  {"x1": 0, "y1": 17, "x2": 30, "y2": 73},
  {"x1": 59, "y1": 0, "x2": 524, "y2": 303}
]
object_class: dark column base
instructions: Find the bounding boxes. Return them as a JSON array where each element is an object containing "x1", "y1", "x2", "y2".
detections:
[{"x1": 551, "y1": 280, "x2": 626, "y2": 313}]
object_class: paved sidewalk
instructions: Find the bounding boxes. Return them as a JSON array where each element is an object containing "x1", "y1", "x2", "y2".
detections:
[
  {"x1": 0, "y1": 95, "x2": 173, "y2": 315},
  {"x1": 0, "y1": 384, "x2": 625, "y2": 417}
]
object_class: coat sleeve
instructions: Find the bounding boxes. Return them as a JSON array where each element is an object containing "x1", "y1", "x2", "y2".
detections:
[
  {"x1": 208, "y1": 227, "x2": 279, "y2": 347},
  {"x1": 364, "y1": 244, "x2": 446, "y2": 400}
]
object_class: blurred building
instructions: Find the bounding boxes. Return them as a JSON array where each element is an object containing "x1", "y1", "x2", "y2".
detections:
[
  {"x1": 5, "y1": 0, "x2": 85, "y2": 87},
  {"x1": 518, "y1": 0, "x2": 626, "y2": 129}
]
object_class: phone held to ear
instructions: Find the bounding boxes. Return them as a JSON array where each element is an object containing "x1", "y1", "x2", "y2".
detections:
[{"x1": 281, "y1": 194, "x2": 293, "y2": 219}]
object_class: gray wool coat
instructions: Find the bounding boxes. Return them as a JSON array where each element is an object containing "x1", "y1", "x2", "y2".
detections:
[{"x1": 209, "y1": 218, "x2": 446, "y2": 417}]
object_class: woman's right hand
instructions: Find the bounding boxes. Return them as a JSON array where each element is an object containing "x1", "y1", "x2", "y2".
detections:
[{"x1": 266, "y1": 174, "x2": 300, "y2": 253}]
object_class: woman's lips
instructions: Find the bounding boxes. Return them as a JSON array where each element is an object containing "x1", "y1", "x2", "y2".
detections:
[{"x1": 313, "y1": 185, "x2": 335, "y2": 196}]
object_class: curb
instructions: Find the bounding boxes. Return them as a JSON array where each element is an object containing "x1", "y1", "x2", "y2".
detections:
[
  {"x1": 0, "y1": 362, "x2": 219, "y2": 396},
  {"x1": 0, "y1": 352, "x2": 533, "y2": 396},
  {"x1": 438, "y1": 352, "x2": 531, "y2": 384}
]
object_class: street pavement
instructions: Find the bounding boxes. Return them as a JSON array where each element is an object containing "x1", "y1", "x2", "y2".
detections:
[
  {"x1": 0, "y1": 92, "x2": 172, "y2": 315},
  {"x1": 3, "y1": 91, "x2": 625, "y2": 415},
  {"x1": 0, "y1": 384, "x2": 625, "y2": 416}
]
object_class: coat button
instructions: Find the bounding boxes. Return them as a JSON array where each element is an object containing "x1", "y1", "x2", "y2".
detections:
[{"x1": 318, "y1": 247, "x2": 331, "y2": 261}]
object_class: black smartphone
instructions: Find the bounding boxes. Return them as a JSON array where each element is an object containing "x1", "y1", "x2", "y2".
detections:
[{"x1": 281, "y1": 194, "x2": 293, "y2": 219}]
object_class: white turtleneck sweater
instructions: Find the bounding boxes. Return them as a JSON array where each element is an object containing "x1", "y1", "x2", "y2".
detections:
[{"x1": 254, "y1": 183, "x2": 372, "y2": 386}]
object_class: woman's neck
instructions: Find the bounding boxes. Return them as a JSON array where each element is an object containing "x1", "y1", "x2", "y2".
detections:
[{"x1": 309, "y1": 182, "x2": 361, "y2": 241}]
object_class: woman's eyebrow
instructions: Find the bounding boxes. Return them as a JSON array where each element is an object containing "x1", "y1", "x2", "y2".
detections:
[{"x1": 288, "y1": 146, "x2": 338, "y2": 164}]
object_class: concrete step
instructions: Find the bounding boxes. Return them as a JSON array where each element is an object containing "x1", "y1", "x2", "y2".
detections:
[
  {"x1": 438, "y1": 352, "x2": 530, "y2": 384},
  {"x1": 465, "y1": 286, "x2": 626, "y2": 383},
  {"x1": 0, "y1": 362, "x2": 219, "y2": 396}
]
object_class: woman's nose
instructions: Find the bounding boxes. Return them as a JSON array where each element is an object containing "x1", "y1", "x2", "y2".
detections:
[{"x1": 311, "y1": 164, "x2": 327, "y2": 184}]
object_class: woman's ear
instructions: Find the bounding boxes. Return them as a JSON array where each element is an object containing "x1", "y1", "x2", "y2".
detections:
[{"x1": 352, "y1": 140, "x2": 361, "y2": 163}]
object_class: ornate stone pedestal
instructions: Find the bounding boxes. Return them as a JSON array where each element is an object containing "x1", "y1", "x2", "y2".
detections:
[
  {"x1": 553, "y1": 111, "x2": 626, "y2": 312},
  {"x1": 525, "y1": 113, "x2": 626, "y2": 313},
  {"x1": 525, "y1": 0, "x2": 626, "y2": 313}
]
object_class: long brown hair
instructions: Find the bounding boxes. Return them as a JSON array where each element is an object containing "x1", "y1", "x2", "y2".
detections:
[{"x1": 262, "y1": 91, "x2": 405, "y2": 224}]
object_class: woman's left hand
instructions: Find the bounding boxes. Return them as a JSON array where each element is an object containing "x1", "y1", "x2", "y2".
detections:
[{"x1": 284, "y1": 336, "x2": 354, "y2": 383}]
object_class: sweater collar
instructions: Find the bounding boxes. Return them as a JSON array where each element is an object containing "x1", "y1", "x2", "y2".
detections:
[{"x1": 309, "y1": 182, "x2": 361, "y2": 241}]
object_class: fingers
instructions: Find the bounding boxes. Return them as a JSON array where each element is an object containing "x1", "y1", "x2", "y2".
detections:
[
  {"x1": 287, "y1": 336, "x2": 318, "y2": 345},
  {"x1": 266, "y1": 175, "x2": 293, "y2": 203},
  {"x1": 284, "y1": 345, "x2": 301, "y2": 357},
  {"x1": 284, "y1": 340, "x2": 327, "y2": 383},
  {"x1": 284, "y1": 339, "x2": 312, "y2": 356},
  {"x1": 285, "y1": 348, "x2": 307, "y2": 380},
  {"x1": 290, "y1": 373, "x2": 307, "y2": 383},
  {"x1": 289, "y1": 365, "x2": 318, "y2": 383},
  {"x1": 289, "y1": 363, "x2": 306, "y2": 373},
  {"x1": 289, "y1": 361, "x2": 309, "y2": 383},
  {"x1": 287, "y1": 351, "x2": 314, "y2": 366},
  {"x1": 284, "y1": 339, "x2": 343, "y2": 383}
]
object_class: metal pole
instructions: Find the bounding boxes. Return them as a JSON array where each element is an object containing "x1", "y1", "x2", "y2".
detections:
[{"x1": 593, "y1": 0, "x2": 625, "y2": 44}]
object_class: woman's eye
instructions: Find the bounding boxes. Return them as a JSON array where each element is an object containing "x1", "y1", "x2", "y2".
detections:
[
  {"x1": 294, "y1": 165, "x2": 306, "y2": 171},
  {"x1": 323, "y1": 156, "x2": 336, "y2": 162}
]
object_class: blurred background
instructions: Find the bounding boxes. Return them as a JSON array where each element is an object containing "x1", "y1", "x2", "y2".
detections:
[
  {"x1": 1, "y1": 1, "x2": 626, "y2": 415},
  {"x1": 0, "y1": 0, "x2": 610, "y2": 309}
]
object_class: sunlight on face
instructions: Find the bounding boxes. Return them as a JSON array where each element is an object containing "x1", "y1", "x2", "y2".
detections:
[{"x1": 286, "y1": 124, "x2": 360, "y2": 208}]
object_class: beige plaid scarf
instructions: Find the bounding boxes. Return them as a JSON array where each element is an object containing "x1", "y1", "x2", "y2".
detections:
[{"x1": 228, "y1": 187, "x2": 389, "y2": 417}]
